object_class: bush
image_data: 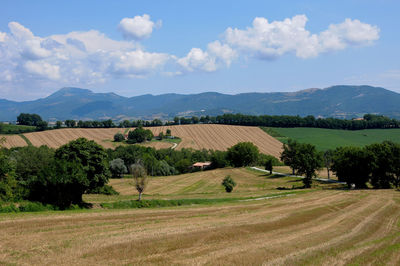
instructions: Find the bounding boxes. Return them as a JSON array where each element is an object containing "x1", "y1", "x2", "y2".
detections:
[
  {"x1": 227, "y1": 142, "x2": 259, "y2": 167},
  {"x1": 222, "y1": 175, "x2": 236, "y2": 193},
  {"x1": 114, "y1": 132, "x2": 125, "y2": 142}
]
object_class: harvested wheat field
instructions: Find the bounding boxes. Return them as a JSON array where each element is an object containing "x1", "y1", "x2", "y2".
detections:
[
  {"x1": 0, "y1": 134, "x2": 27, "y2": 148},
  {"x1": 147, "y1": 124, "x2": 283, "y2": 157},
  {"x1": 0, "y1": 189, "x2": 399, "y2": 265},
  {"x1": 23, "y1": 128, "x2": 125, "y2": 149}
]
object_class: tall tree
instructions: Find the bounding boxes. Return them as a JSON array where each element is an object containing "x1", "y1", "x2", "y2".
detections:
[
  {"x1": 130, "y1": 161, "x2": 147, "y2": 201},
  {"x1": 323, "y1": 150, "x2": 334, "y2": 179},
  {"x1": 280, "y1": 139, "x2": 301, "y2": 175},
  {"x1": 293, "y1": 143, "x2": 323, "y2": 188},
  {"x1": 227, "y1": 142, "x2": 259, "y2": 167}
]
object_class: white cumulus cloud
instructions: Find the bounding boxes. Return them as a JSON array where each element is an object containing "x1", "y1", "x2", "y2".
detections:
[
  {"x1": 224, "y1": 15, "x2": 379, "y2": 60},
  {"x1": 118, "y1": 14, "x2": 161, "y2": 40}
]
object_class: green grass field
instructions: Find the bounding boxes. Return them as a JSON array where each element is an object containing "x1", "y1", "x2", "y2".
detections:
[
  {"x1": 262, "y1": 127, "x2": 400, "y2": 151},
  {"x1": 0, "y1": 123, "x2": 36, "y2": 134}
]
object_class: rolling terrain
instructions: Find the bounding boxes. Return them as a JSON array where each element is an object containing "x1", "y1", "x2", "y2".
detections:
[
  {"x1": 0, "y1": 167, "x2": 398, "y2": 265},
  {"x1": 1, "y1": 85, "x2": 400, "y2": 121},
  {"x1": 0, "y1": 124, "x2": 283, "y2": 157}
]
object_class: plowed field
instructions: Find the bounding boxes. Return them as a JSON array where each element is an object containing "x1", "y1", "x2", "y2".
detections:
[
  {"x1": 148, "y1": 124, "x2": 283, "y2": 157},
  {"x1": 23, "y1": 128, "x2": 125, "y2": 149},
  {"x1": 0, "y1": 134, "x2": 27, "y2": 148}
]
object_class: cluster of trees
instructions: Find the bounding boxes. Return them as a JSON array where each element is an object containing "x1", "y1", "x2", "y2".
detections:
[
  {"x1": 0, "y1": 138, "x2": 110, "y2": 208},
  {"x1": 62, "y1": 119, "x2": 115, "y2": 128},
  {"x1": 16, "y1": 113, "x2": 48, "y2": 131},
  {"x1": 281, "y1": 139, "x2": 400, "y2": 189}
]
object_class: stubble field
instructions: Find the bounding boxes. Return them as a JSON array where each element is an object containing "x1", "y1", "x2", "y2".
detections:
[{"x1": 0, "y1": 188, "x2": 399, "y2": 265}]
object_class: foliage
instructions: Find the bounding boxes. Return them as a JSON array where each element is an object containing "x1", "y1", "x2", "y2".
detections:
[
  {"x1": 127, "y1": 126, "x2": 153, "y2": 143},
  {"x1": 265, "y1": 159, "x2": 273, "y2": 174},
  {"x1": 292, "y1": 143, "x2": 323, "y2": 188},
  {"x1": 17, "y1": 113, "x2": 43, "y2": 126},
  {"x1": 210, "y1": 150, "x2": 228, "y2": 169},
  {"x1": 35, "y1": 120, "x2": 48, "y2": 131},
  {"x1": 113, "y1": 132, "x2": 125, "y2": 142},
  {"x1": 175, "y1": 159, "x2": 192, "y2": 174},
  {"x1": 222, "y1": 175, "x2": 236, "y2": 192},
  {"x1": 227, "y1": 142, "x2": 259, "y2": 167},
  {"x1": 0, "y1": 151, "x2": 18, "y2": 201},
  {"x1": 109, "y1": 158, "x2": 127, "y2": 178},
  {"x1": 130, "y1": 161, "x2": 147, "y2": 201},
  {"x1": 366, "y1": 141, "x2": 397, "y2": 188},
  {"x1": 331, "y1": 146, "x2": 370, "y2": 188},
  {"x1": 280, "y1": 139, "x2": 301, "y2": 175},
  {"x1": 323, "y1": 150, "x2": 334, "y2": 179},
  {"x1": 0, "y1": 123, "x2": 36, "y2": 134}
]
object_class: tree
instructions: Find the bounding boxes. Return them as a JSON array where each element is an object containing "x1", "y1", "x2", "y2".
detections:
[
  {"x1": 227, "y1": 142, "x2": 259, "y2": 167},
  {"x1": 158, "y1": 132, "x2": 164, "y2": 140},
  {"x1": 293, "y1": 143, "x2": 323, "y2": 188},
  {"x1": 366, "y1": 142, "x2": 394, "y2": 189},
  {"x1": 175, "y1": 158, "x2": 191, "y2": 174},
  {"x1": 222, "y1": 175, "x2": 236, "y2": 192},
  {"x1": 127, "y1": 126, "x2": 152, "y2": 143},
  {"x1": 0, "y1": 150, "x2": 18, "y2": 201},
  {"x1": 36, "y1": 120, "x2": 48, "y2": 131},
  {"x1": 17, "y1": 113, "x2": 43, "y2": 126},
  {"x1": 53, "y1": 138, "x2": 111, "y2": 203},
  {"x1": 388, "y1": 141, "x2": 400, "y2": 189},
  {"x1": 280, "y1": 139, "x2": 301, "y2": 175},
  {"x1": 55, "y1": 121, "x2": 62, "y2": 129},
  {"x1": 109, "y1": 158, "x2": 127, "y2": 178},
  {"x1": 331, "y1": 146, "x2": 369, "y2": 188},
  {"x1": 114, "y1": 132, "x2": 125, "y2": 142},
  {"x1": 64, "y1": 120, "x2": 76, "y2": 128},
  {"x1": 265, "y1": 159, "x2": 273, "y2": 174},
  {"x1": 166, "y1": 129, "x2": 172, "y2": 137},
  {"x1": 210, "y1": 150, "x2": 228, "y2": 169},
  {"x1": 323, "y1": 150, "x2": 334, "y2": 179},
  {"x1": 130, "y1": 161, "x2": 147, "y2": 201}
]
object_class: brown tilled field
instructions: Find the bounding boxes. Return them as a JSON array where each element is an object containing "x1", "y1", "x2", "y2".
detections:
[
  {"x1": 3, "y1": 124, "x2": 283, "y2": 157},
  {"x1": 0, "y1": 189, "x2": 399, "y2": 265},
  {"x1": 148, "y1": 124, "x2": 283, "y2": 157},
  {"x1": 0, "y1": 134, "x2": 27, "y2": 148},
  {"x1": 23, "y1": 128, "x2": 125, "y2": 149}
]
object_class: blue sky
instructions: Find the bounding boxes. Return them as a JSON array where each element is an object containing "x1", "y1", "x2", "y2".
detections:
[{"x1": 0, "y1": 0, "x2": 399, "y2": 101}]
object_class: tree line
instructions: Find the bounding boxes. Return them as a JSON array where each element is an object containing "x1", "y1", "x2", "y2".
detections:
[
  {"x1": 281, "y1": 139, "x2": 400, "y2": 189},
  {"x1": 13, "y1": 113, "x2": 400, "y2": 132}
]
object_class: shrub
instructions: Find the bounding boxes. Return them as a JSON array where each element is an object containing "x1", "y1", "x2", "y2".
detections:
[
  {"x1": 114, "y1": 132, "x2": 125, "y2": 142},
  {"x1": 222, "y1": 175, "x2": 236, "y2": 193}
]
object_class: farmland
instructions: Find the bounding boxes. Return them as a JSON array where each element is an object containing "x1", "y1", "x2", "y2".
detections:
[
  {"x1": 0, "y1": 124, "x2": 282, "y2": 157},
  {"x1": 148, "y1": 124, "x2": 283, "y2": 157},
  {"x1": 0, "y1": 167, "x2": 399, "y2": 265},
  {"x1": 264, "y1": 127, "x2": 400, "y2": 151}
]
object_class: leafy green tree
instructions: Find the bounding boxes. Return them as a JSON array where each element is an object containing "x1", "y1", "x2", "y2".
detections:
[
  {"x1": 222, "y1": 175, "x2": 236, "y2": 192},
  {"x1": 280, "y1": 139, "x2": 300, "y2": 175},
  {"x1": 17, "y1": 113, "x2": 43, "y2": 126},
  {"x1": 293, "y1": 143, "x2": 323, "y2": 188},
  {"x1": 158, "y1": 132, "x2": 164, "y2": 140},
  {"x1": 36, "y1": 120, "x2": 48, "y2": 131},
  {"x1": 130, "y1": 161, "x2": 147, "y2": 201},
  {"x1": 175, "y1": 159, "x2": 192, "y2": 173},
  {"x1": 114, "y1": 132, "x2": 125, "y2": 142},
  {"x1": 0, "y1": 151, "x2": 18, "y2": 201},
  {"x1": 109, "y1": 158, "x2": 127, "y2": 178},
  {"x1": 166, "y1": 129, "x2": 172, "y2": 136},
  {"x1": 210, "y1": 150, "x2": 228, "y2": 169},
  {"x1": 366, "y1": 142, "x2": 394, "y2": 188},
  {"x1": 54, "y1": 138, "x2": 111, "y2": 203},
  {"x1": 387, "y1": 141, "x2": 400, "y2": 189},
  {"x1": 127, "y1": 126, "x2": 152, "y2": 143},
  {"x1": 55, "y1": 121, "x2": 62, "y2": 129},
  {"x1": 64, "y1": 120, "x2": 76, "y2": 128},
  {"x1": 331, "y1": 146, "x2": 370, "y2": 188},
  {"x1": 227, "y1": 142, "x2": 259, "y2": 167}
]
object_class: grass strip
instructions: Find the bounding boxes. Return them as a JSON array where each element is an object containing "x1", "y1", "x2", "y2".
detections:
[
  {"x1": 19, "y1": 134, "x2": 32, "y2": 146},
  {"x1": 100, "y1": 191, "x2": 301, "y2": 209}
]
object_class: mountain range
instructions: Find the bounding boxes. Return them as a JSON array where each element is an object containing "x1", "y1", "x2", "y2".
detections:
[{"x1": 1, "y1": 85, "x2": 400, "y2": 121}]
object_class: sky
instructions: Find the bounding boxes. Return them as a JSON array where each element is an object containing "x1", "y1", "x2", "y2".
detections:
[{"x1": 0, "y1": 0, "x2": 399, "y2": 101}]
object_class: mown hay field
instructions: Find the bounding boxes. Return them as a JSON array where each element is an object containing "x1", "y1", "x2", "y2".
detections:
[
  {"x1": 148, "y1": 124, "x2": 283, "y2": 157},
  {"x1": 23, "y1": 128, "x2": 125, "y2": 149},
  {"x1": 2, "y1": 125, "x2": 282, "y2": 157},
  {"x1": 0, "y1": 134, "x2": 27, "y2": 148},
  {"x1": 1, "y1": 188, "x2": 399, "y2": 265}
]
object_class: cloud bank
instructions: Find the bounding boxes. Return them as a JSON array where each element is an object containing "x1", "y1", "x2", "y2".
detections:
[{"x1": 0, "y1": 14, "x2": 379, "y2": 96}]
